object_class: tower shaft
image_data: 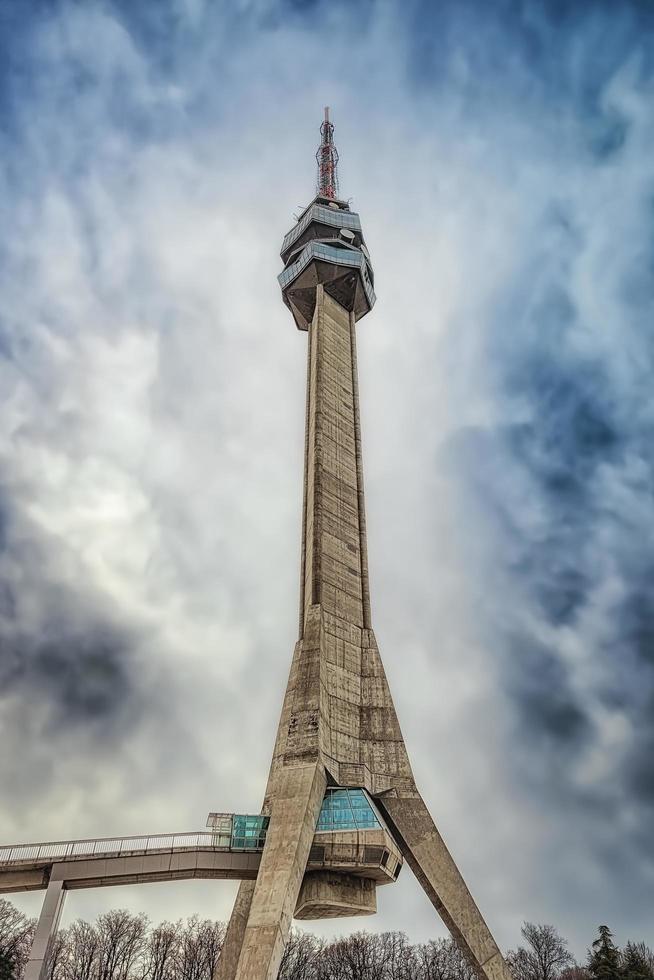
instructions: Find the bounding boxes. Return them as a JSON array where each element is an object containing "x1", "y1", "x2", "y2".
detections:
[
  {"x1": 215, "y1": 115, "x2": 513, "y2": 980},
  {"x1": 300, "y1": 283, "x2": 370, "y2": 633}
]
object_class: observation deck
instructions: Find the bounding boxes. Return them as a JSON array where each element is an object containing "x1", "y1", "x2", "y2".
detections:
[
  {"x1": 281, "y1": 201, "x2": 362, "y2": 256},
  {"x1": 278, "y1": 195, "x2": 375, "y2": 330}
]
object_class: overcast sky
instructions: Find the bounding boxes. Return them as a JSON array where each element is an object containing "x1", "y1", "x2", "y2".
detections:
[{"x1": 1, "y1": 0, "x2": 653, "y2": 959}]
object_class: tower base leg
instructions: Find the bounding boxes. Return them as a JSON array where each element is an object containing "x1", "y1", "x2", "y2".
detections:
[
  {"x1": 24, "y1": 877, "x2": 67, "y2": 980},
  {"x1": 214, "y1": 881, "x2": 255, "y2": 980},
  {"x1": 233, "y1": 763, "x2": 327, "y2": 980},
  {"x1": 380, "y1": 794, "x2": 511, "y2": 980}
]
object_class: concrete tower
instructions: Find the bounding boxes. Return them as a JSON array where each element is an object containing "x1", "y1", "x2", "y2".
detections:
[{"x1": 216, "y1": 110, "x2": 512, "y2": 980}]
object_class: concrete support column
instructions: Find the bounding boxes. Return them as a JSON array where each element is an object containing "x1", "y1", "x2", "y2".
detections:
[
  {"x1": 214, "y1": 881, "x2": 255, "y2": 980},
  {"x1": 24, "y1": 876, "x2": 66, "y2": 980},
  {"x1": 233, "y1": 763, "x2": 327, "y2": 980}
]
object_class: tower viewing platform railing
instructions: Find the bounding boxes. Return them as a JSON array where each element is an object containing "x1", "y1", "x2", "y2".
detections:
[
  {"x1": 0, "y1": 824, "x2": 267, "y2": 898},
  {"x1": 0, "y1": 813, "x2": 270, "y2": 885},
  {"x1": 0, "y1": 818, "x2": 270, "y2": 980}
]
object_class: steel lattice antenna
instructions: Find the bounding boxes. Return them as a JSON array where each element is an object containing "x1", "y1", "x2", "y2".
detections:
[{"x1": 316, "y1": 106, "x2": 339, "y2": 199}]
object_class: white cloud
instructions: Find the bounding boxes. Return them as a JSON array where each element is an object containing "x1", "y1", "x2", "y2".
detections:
[{"x1": 2, "y1": 0, "x2": 653, "y2": 956}]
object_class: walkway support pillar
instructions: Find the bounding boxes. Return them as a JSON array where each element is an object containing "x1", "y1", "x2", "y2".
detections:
[{"x1": 24, "y1": 877, "x2": 66, "y2": 980}]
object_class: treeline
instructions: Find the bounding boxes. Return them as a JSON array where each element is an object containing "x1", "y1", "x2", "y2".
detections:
[{"x1": 1, "y1": 898, "x2": 652, "y2": 980}]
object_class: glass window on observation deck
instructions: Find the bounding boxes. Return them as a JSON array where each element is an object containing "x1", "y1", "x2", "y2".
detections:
[
  {"x1": 315, "y1": 788, "x2": 382, "y2": 833},
  {"x1": 281, "y1": 204, "x2": 362, "y2": 254}
]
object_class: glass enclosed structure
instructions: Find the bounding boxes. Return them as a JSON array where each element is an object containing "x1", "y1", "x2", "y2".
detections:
[
  {"x1": 231, "y1": 814, "x2": 269, "y2": 849},
  {"x1": 315, "y1": 788, "x2": 382, "y2": 833},
  {"x1": 206, "y1": 813, "x2": 269, "y2": 850},
  {"x1": 206, "y1": 788, "x2": 381, "y2": 850}
]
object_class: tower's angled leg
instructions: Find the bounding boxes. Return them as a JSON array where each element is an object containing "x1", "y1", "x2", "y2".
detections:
[
  {"x1": 215, "y1": 610, "x2": 325, "y2": 980},
  {"x1": 214, "y1": 881, "x2": 255, "y2": 980},
  {"x1": 24, "y1": 876, "x2": 67, "y2": 980},
  {"x1": 380, "y1": 795, "x2": 512, "y2": 980},
  {"x1": 234, "y1": 763, "x2": 327, "y2": 980}
]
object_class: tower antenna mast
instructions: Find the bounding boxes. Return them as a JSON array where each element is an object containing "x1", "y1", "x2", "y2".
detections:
[{"x1": 316, "y1": 106, "x2": 339, "y2": 199}]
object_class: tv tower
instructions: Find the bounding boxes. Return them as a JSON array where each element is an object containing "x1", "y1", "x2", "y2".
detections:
[
  {"x1": 0, "y1": 109, "x2": 514, "y2": 980},
  {"x1": 215, "y1": 111, "x2": 512, "y2": 980}
]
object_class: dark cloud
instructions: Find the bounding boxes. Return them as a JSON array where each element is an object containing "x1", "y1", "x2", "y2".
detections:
[
  {"x1": 0, "y1": 481, "x2": 141, "y2": 735},
  {"x1": 510, "y1": 364, "x2": 618, "y2": 487},
  {"x1": 627, "y1": 726, "x2": 654, "y2": 804},
  {"x1": 3, "y1": 629, "x2": 135, "y2": 731},
  {"x1": 506, "y1": 635, "x2": 591, "y2": 746},
  {"x1": 441, "y1": 54, "x2": 654, "y2": 906}
]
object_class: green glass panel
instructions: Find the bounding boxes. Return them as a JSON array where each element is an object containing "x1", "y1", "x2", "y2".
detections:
[
  {"x1": 316, "y1": 789, "x2": 381, "y2": 832},
  {"x1": 231, "y1": 814, "x2": 268, "y2": 849}
]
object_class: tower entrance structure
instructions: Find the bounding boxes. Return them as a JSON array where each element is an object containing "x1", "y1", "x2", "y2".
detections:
[{"x1": 216, "y1": 109, "x2": 512, "y2": 980}]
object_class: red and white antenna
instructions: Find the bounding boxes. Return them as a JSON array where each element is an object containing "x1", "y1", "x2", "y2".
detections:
[{"x1": 316, "y1": 106, "x2": 339, "y2": 200}]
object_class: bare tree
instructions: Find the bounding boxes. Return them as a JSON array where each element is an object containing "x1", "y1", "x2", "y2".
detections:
[
  {"x1": 44, "y1": 927, "x2": 70, "y2": 980},
  {"x1": 559, "y1": 968, "x2": 592, "y2": 980},
  {"x1": 314, "y1": 931, "x2": 416, "y2": 980},
  {"x1": 416, "y1": 938, "x2": 454, "y2": 980},
  {"x1": 176, "y1": 916, "x2": 224, "y2": 980},
  {"x1": 140, "y1": 922, "x2": 181, "y2": 980},
  {"x1": 448, "y1": 942, "x2": 479, "y2": 980},
  {"x1": 278, "y1": 930, "x2": 322, "y2": 980},
  {"x1": 417, "y1": 937, "x2": 480, "y2": 980},
  {"x1": 95, "y1": 911, "x2": 148, "y2": 980},
  {"x1": 316, "y1": 932, "x2": 379, "y2": 980},
  {"x1": 60, "y1": 920, "x2": 101, "y2": 980},
  {"x1": 508, "y1": 924, "x2": 574, "y2": 980},
  {"x1": 0, "y1": 899, "x2": 35, "y2": 980},
  {"x1": 378, "y1": 932, "x2": 417, "y2": 980},
  {"x1": 9, "y1": 894, "x2": 654, "y2": 980}
]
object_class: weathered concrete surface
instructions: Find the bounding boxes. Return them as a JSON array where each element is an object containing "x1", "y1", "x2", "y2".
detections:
[
  {"x1": 24, "y1": 879, "x2": 66, "y2": 980},
  {"x1": 0, "y1": 869, "x2": 49, "y2": 894},
  {"x1": 233, "y1": 764, "x2": 327, "y2": 980},
  {"x1": 304, "y1": 825, "x2": 402, "y2": 885},
  {"x1": 214, "y1": 882, "x2": 255, "y2": 980},
  {"x1": 295, "y1": 871, "x2": 376, "y2": 920}
]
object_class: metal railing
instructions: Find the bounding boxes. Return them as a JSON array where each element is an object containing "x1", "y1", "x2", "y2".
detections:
[{"x1": 0, "y1": 828, "x2": 262, "y2": 868}]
